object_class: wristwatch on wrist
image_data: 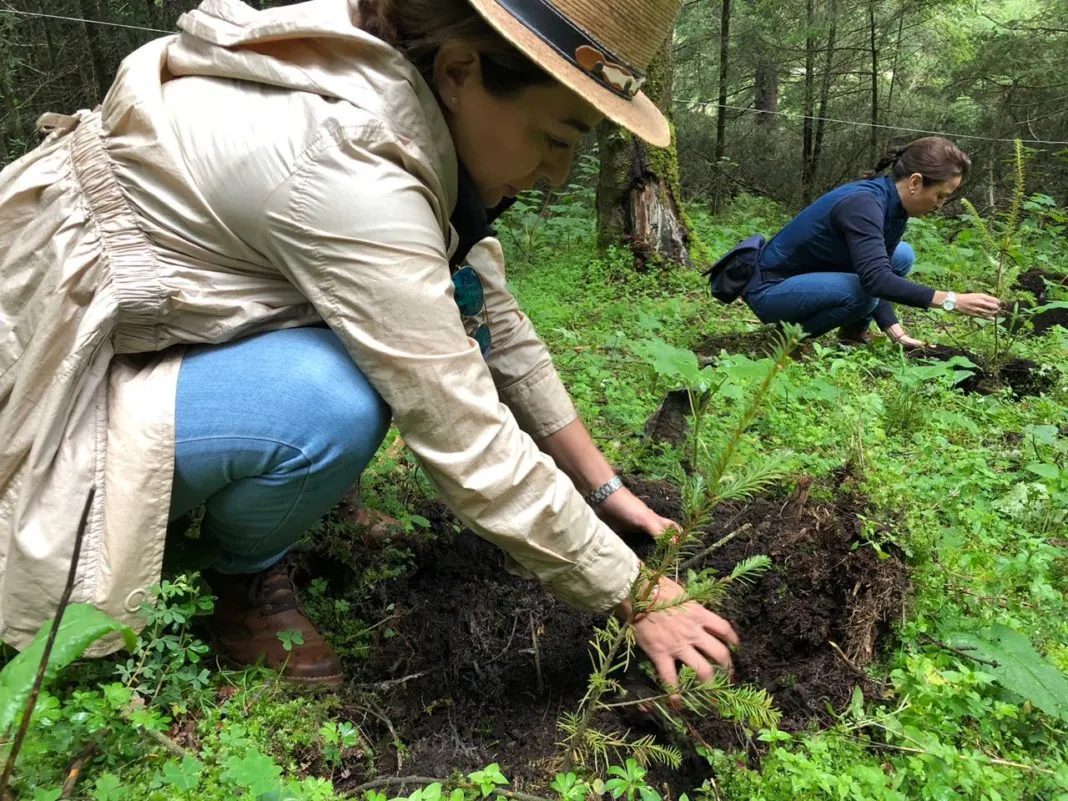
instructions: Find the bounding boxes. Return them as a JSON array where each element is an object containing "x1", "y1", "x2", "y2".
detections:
[
  {"x1": 942, "y1": 291, "x2": 957, "y2": 312},
  {"x1": 585, "y1": 475, "x2": 623, "y2": 507}
]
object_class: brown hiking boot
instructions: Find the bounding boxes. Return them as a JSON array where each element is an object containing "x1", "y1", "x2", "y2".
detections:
[
  {"x1": 334, "y1": 485, "x2": 406, "y2": 545},
  {"x1": 203, "y1": 559, "x2": 343, "y2": 689},
  {"x1": 837, "y1": 323, "x2": 873, "y2": 346}
]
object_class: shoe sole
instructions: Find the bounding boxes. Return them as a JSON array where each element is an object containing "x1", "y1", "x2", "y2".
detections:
[{"x1": 213, "y1": 652, "x2": 345, "y2": 690}]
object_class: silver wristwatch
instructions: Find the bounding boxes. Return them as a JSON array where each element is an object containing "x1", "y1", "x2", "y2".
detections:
[
  {"x1": 942, "y1": 291, "x2": 957, "y2": 312},
  {"x1": 585, "y1": 475, "x2": 624, "y2": 507}
]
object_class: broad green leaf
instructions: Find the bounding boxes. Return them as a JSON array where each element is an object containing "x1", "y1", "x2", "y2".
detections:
[
  {"x1": 1024, "y1": 424, "x2": 1059, "y2": 446},
  {"x1": 634, "y1": 339, "x2": 706, "y2": 390},
  {"x1": 161, "y1": 756, "x2": 203, "y2": 791},
  {"x1": 92, "y1": 773, "x2": 124, "y2": 801},
  {"x1": 945, "y1": 624, "x2": 1068, "y2": 721},
  {"x1": 1026, "y1": 463, "x2": 1061, "y2": 480},
  {"x1": 222, "y1": 751, "x2": 282, "y2": 796},
  {"x1": 0, "y1": 603, "x2": 135, "y2": 735}
]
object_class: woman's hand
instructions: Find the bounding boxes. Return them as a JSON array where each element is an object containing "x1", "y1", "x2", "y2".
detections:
[
  {"x1": 956, "y1": 292, "x2": 1001, "y2": 319},
  {"x1": 618, "y1": 576, "x2": 739, "y2": 700},
  {"x1": 596, "y1": 486, "x2": 678, "y2": 539},
  {"x1": 884, "y1": 323, "x2": 926, "y2": 349}
]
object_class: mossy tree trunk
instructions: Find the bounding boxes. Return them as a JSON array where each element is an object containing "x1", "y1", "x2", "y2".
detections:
[{"x1": 595, "y1": 39, "x2": 692, "y2": 268}]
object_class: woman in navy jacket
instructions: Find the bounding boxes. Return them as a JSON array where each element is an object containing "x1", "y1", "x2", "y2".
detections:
[{"x1": 744, "y1": 137, "x2": 1000, "y2": 347}]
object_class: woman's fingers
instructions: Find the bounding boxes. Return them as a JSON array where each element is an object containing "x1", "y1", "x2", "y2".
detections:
[
  {"x1": 677, "y1": 645, "x2": 712, "y2": 683},
  {"x1": 959, "y1": 292, "x2": 1001, "y2": 318},
  {"x1": 650, "y1": 650, "x2": 680, "y2": 692},
  {"x1": 694, "y1": 631, "x2": 733, "y2": 673},
  {"x1": 697, "y1": 605, "x2": 740, "y2": 648}
]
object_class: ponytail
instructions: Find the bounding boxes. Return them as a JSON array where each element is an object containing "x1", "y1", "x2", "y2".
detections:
[{"x1": 869, "y1": 145, "x2": 907, "y2": 177}]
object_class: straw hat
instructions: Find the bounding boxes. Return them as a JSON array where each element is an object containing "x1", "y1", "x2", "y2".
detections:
[{"x1": 467, "y1": 0, "x2": 681, "y2": 147}]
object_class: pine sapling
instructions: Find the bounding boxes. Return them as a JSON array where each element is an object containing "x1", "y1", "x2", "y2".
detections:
[{"x1": 559, "y1": 324, "x2": 804, "y2": 773}]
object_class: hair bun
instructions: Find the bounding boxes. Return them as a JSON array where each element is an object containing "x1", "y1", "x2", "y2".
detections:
[{"x1": 355, "y1": 0, "x2": 399, "y2": 45}]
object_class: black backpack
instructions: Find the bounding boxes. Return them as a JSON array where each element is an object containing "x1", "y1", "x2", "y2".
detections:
[{"x1": 702, "y1": 234, "x2": 766, "y2": 303}]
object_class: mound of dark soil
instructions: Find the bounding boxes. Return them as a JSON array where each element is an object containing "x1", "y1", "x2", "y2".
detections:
[
  {"x1": 626, "y1": 476, "x2": 908, "y2": 737},
  {"x1": 298, "y1": 475, "x2": 908, "y2": 792},
  {"x1": 1014, "y1": 269, "x2": 1068, "y2": 335},
  {"x1": 906, "y1": 344, "x2": 1055, "y2": 398}
]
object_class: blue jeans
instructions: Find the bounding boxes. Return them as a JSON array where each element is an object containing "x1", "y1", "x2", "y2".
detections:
[
  {"x1": 744, "y1": 242, "x2": 915, "y2": 337},
  {"x1": 168, "y1": 327, "x2": 391, "y2": 574}
]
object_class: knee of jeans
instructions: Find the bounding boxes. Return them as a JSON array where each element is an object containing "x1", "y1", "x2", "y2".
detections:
[
  {"x1": 837, "y1": 291, "x2": 877, "y2": 313},
  {"x1": 286, "y1": 359, "x2": 392, "y2": 475},
  {"x1": 320, "y1": 385, "x2": 391, "y2": 473},
  {"x1": 891, "y1": 242, "x2": 915, "y2": 276}
]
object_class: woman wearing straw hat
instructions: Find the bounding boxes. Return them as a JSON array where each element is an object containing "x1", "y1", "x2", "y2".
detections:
[{"x1": 0, "y1": 0, "x2": 737, "y2": 691}]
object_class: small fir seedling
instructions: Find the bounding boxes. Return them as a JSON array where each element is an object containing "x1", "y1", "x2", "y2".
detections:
[{"x1": 559, "y1": 324, "x2": 803, "y2": 772}]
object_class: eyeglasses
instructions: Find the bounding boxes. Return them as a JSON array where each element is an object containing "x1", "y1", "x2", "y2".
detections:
[{"x1": 451, "y1": 265, "x2": 491, "y2": 357}]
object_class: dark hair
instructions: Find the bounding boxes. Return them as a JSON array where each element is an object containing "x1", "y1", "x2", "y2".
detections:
[
  {"x1": 355, "y1": 0, "x2": 554, "y2": 97},
  {"x1": 870, "y1": 136, "x2": 972, "y2": 186}
]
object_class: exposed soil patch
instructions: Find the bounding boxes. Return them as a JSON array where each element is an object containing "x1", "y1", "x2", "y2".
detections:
[
  {"x1": 1014, "y1": 269, "x2": 1068, "y2": 335},
  {"x1": 298, "y1": 475, "x2": 908, "y2": 792},
  {"x1": 625, "y1": 476, "x2": 908, "y2": 740},
  {"x1": 906, "y1": 344, "x2": 1055, "y2": 398},
  {"x1": 693, "y1": 327, "x2": 796, "y2": 364},
  {"x1": 1016, "y1": 268, "x2": 1067, "y2": 303}
]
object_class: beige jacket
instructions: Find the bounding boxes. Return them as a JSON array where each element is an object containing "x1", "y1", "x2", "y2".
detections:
[{"x1": 0, "y1": 0, "x2": 639, "y2": 654}]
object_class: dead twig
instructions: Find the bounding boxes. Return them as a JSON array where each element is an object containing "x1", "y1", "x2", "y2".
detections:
[
  {"x1": 680, "y1": 523, "x2": 752, "y2": 570},
  {"x1": 518, "y1": 612, "x2": 544, "y2": 695},
  {"x1": 918, "y1": 633, "x2": 1000, "y2": 669},
  {"x1": 828, "y1": 640, "x2": 867, "y2": 678},
  {"x1": 353, "y1": 670, "x2": 431, "y2": 693},
  {"x1": 352, "y1": 703, "x2": 405, "y2": 772},
  {"x1": 864, "y1": 740, "x2": 1054, "y2": 775},
  {"x1": 485, "y1": 614, "x2": 521, "y2": 666},
  {"x1": 60, "y1": 741, "x2": 97, "y2": 798},
  {"x1": 122, "y1": 699, "x2": 192, "y2": 758},
  {"x1": 0, "y1": 489, "x2": 95, "y2": 799}
]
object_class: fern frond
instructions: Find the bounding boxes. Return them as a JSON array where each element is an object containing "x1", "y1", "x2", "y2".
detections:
[
  {"x1": 961, "y1": 198, "x2": 998, "y2": 256},
  {"x1": 715, "y1": 460, "x2": 784, "y2": 504},
  {"x1": 727, "y1": 554, "x2": 773, "y2": 586},
  {"x1": 1004, "y1": 138, "x2": 1026, "y2": 243}
]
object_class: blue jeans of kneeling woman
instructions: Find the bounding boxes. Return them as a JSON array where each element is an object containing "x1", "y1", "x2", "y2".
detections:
[
  {"x1": 744, "y1": 242, "x2": 915, "y2": 337},
  {"x1": 168, "y1": 327, "x2": 391, "y2": 574}
]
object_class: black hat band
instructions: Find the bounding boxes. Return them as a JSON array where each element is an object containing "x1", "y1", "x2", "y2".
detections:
[{"x1": 494, "y1": 0, "x2": 647, "y2": 99}]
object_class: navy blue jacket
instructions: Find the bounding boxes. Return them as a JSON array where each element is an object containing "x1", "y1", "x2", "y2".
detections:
[{"x1": 755, "y1": 176, "x2": 935, "y2": 328}]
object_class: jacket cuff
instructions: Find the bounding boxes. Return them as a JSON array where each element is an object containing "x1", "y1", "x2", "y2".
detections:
[
  {"x1": 543, "y1": 524, "x2": 641, "y2": 612},
  {"x1": 499, "y1": 362, "x2": 578, "y2": 440}
]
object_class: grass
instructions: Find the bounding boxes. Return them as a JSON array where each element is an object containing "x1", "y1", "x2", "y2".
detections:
[{"x1": 3, "y1": 193, "x2": 1066, "y2": 800}]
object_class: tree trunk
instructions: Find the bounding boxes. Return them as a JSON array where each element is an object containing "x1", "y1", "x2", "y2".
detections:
[
  {"x1": 0, "y1": 54, "x2": 20, "y2": 160},
  {"x1": 884, "y1": 3, "x2": 905, "y2": 152},
  {"x1": 715, "y1": 0, "x2": 731, "y2": 161},
  {"x1": 869, "y1": 2, "x2": 879, "y2": 166},
  {"x1": 809, "y1": 0, "x2": 837, "y2": 183},
  {"x1": 801, "y1": 0, "x2": 816, "y2": 203},
  {"x1": 596, "y1": 40, "x2": 691, "y2": 268},
  {"x1": 78, "y1": 0, "x2": 112, "y2": 104},
  {"x1": 754, "y1": 56, "x2": 779, "y2": 127}
]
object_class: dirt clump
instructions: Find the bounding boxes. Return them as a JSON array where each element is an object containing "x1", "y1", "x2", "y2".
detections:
[
  {"x1": 1014, "y1": 269, "x2": 1068, "y2": 335},
  {"x1": 906, "y1": 344, "x2": 1055, "y2": 398},
  {"x1": 693, "y1": 327, "x2": 793, "y2": 364}
]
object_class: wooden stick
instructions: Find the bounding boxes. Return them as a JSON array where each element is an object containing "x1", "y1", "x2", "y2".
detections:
[
  {"x1": 680, "y1": 523, "x2": 752, "y2": 570},
  {"x1": 60, "y1": 741, "x2": 97, "y2": 798},
  {"x1": 0, "y1": 489, "x2": 95, "y2": 799}
]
